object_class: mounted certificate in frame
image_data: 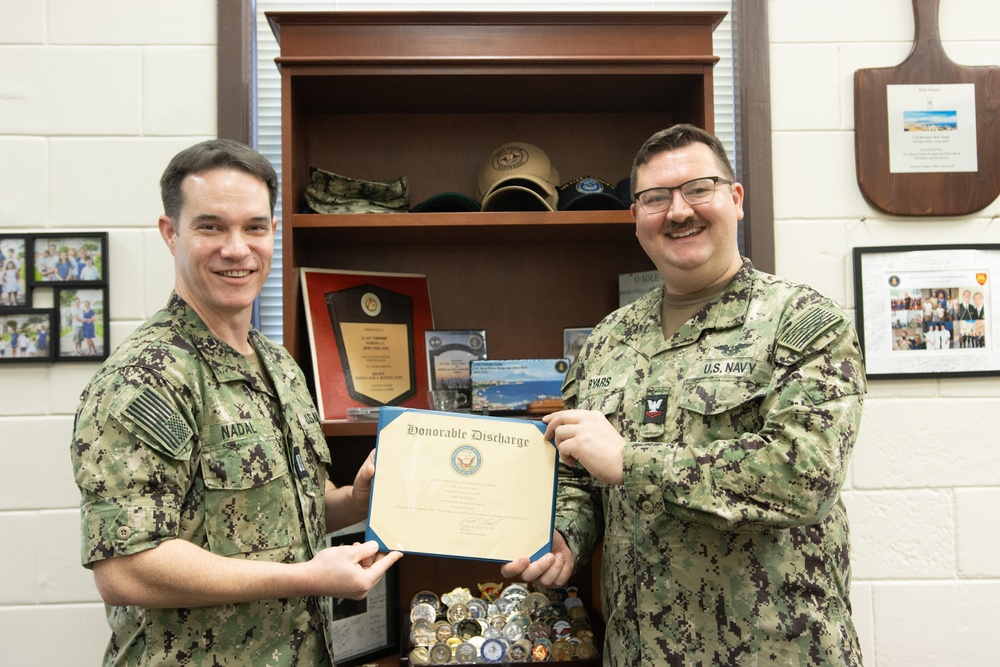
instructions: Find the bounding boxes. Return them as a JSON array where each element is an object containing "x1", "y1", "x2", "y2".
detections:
[
  {"x1": 366, "y1": 407, "x2": 557, "y2": 563},
  {"x1": 853, "y1": 244, "x2": 999, "y2": 379}
]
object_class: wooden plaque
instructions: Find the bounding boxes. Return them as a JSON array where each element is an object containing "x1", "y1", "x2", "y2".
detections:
[{"x1": 854, "y1": 0, "x2": 1000, "y2": 216}]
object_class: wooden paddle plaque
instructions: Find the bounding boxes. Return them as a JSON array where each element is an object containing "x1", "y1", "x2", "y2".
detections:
[{"x1": 854, "y1": 0, "x2": 1000, "y2": 216}]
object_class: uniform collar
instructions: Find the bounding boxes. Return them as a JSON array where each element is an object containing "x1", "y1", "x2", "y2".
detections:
[
  {"x1": 166, "y1": 292, "x2": 278, "y2": 395},
  {"x1": 611, "y1": 258, "x2": 757, "y2": 355}
]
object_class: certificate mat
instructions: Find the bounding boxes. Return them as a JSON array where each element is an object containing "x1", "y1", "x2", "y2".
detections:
[{"x1": 366, "y1": 407, "x2": 557, "y2": 562}]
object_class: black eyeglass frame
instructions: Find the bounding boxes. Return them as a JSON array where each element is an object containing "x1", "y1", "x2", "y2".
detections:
[{"x1": 633, "y1": 176, "x2": 734, "y2": 212}]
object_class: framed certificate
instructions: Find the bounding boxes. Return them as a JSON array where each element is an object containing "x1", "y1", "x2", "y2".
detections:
[
  {"x1": 853, "y1": 244, "x2": 999, "y2": 378},
  {"x1": 366, "y1": 407, "x2": 557, "y2": 562}
]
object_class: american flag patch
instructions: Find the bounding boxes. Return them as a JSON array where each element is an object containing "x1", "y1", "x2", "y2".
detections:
[
  {"x1": 124, "y1": 386, "x2": 193, "y2": 456},
  {"x1": 777, "y1": 305, "x2": 842, "y2": 353}
]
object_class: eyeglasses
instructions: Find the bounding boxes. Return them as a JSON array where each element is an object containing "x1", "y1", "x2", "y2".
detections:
[{"x1": 634, "y1": 176, "x2": 733, "y2": 214}]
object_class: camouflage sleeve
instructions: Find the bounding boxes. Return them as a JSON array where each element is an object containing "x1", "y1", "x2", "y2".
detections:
[
  {"x1": 72, "y1": 366, "x2": 197, "y2": 567},
  {"x1": 553, "y1": 356, "x2": 605, "y2": 567},
  {"x1": 626, "y1": 302, "x2": 867, "y2": 533}
]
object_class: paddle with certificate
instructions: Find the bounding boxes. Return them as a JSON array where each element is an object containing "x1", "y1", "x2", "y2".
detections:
[
  {"x1": 365, "y1": 407, "x2": 558, "y2": 562},
  {"x1": 854, "y1": 0, "x2": 1000, "y2": 216}
]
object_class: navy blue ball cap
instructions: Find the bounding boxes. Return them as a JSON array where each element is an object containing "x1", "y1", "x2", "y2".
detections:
[{"x1": 557, "y1": 176, "x2": 627, "y2": 211}]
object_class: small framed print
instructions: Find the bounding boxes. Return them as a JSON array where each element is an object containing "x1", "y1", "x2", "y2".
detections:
[
  {"x1": 853, "y1": 244, "x2": 1000, "y2": 379},
  {"x1": 30, "y1": 232, "x2": 108, "y2": 286},
  {"x1": 563, "y1": 326, "x2": 593, "y2": 362},
  {"x1": 56, "y1": 286, "x2": 109, "y2": 362},
  {"x1": 324, "y1": 530, "x2": 398, "y2": 665},
  {"x1": 0, "y1": 309, "x2": 55, "y2": 362},
  {"x1": 0, "y1": 235, "x2": 29, "y2": 308}
]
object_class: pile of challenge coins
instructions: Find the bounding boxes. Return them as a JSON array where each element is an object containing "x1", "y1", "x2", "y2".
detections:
[{"x1": 406, "y1": 582, "x2": 599, "y2": 664}]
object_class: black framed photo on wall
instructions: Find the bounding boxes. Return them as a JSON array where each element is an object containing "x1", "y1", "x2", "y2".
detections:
[
  {"x1": 0, "y1": 309, "x2": 55, "y2": 362},
  {"x1": 0, "y1": 235, "x2": 29, "y2": 308},
  {"x1": 853, "y1": 244, "x2": 999, "y2": 379},
  {"x1": 55, "y1": 286, "x2": 110, "y2": 362},
  {"x1": 29, "y1": 232, "x2": 108, "y2": 286}
]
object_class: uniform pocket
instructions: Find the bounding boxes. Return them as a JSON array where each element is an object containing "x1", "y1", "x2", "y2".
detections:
[
  {"x1": 200, "y1": 419, "x2": 295, "y2": 556},
  {"x1": 677, "y1": 377, "x2": 766, "y2": 441}
]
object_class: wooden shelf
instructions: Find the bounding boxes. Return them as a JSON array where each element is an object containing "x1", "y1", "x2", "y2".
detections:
[{"x1": 268, "y1": 10, "x2": 722, "y2": 663}]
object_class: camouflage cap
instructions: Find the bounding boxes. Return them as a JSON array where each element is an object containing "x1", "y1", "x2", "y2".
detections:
[{"x1": 305, "y1": 166, "x2": 408, "y2": 214}]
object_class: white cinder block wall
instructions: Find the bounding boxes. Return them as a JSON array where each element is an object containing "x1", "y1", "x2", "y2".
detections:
[{"x1": 1, "y1": 1, "x2": 998, "y2": 665}]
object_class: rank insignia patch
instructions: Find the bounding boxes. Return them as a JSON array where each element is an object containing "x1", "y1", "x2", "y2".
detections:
[{"x1": 642, "y1": 394, "x2": 667, "y2": 424}]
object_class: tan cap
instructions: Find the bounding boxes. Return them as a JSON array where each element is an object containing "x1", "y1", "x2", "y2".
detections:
[{"x1": 477, "y1": 142, "x2": 559, "y2": 211}]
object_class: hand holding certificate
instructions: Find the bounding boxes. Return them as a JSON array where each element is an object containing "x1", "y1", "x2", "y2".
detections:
[{"x1": 365, "y1": 407, "x2": 558, "y2": 562}]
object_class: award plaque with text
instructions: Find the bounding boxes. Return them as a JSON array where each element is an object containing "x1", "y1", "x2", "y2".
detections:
[
  {"x1": 366, "y1": 406, "x2": 557, "y2": 562},
  {"x1": 327, "y1": 283, "x2": 415, "y2": 406},
  {"x1": 301, "y1": 268, "x2": 434, "y2": 421}
]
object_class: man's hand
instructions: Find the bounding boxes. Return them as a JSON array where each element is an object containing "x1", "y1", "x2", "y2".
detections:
[
  {"x1": 300, "y1": 540, "x2": 403, "y2": 600},
  {"x1": 351, "y1": 449, "x2": 377, "y2": 507},
  {"x1": 543, "y1": 409, "x2": 625, "y2": 485},
  {"x1": 500, "y1": 530, "x2": 575, "y2": 589}
]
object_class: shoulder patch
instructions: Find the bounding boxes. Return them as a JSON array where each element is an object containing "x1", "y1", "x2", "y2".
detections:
[
  {"x1": 123, "y1": 386, "x2": 193, "y2": 457},
  {"x1": 777, "y1": 304, "x2": 843, "y2": 353}
]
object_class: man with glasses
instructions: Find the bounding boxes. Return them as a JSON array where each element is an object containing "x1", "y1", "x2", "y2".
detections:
[{"x1": 503, "y1": 124, "x2": 867, "y2": 665}]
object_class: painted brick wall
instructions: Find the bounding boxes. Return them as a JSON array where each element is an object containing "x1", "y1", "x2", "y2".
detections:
[{"x1": 1, "y1": 1, "x2": 998, "y2": 665}]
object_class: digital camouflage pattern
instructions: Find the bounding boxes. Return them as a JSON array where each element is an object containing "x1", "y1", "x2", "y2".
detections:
[
  {"x1": 304, "y1": 165, "x2": 408, "y2": 214},
  {"x1": 555, "y1": 259, "x2": 867, "y2": 666},
  {"x1": 71, "y1": 293, "x2": 335, "y2": 666}
]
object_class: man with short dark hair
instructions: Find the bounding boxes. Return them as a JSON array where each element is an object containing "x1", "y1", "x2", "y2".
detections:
[
  {"x1": 503, "y1": 124, "x2": 867, "y2": 665},
  {"x1": 71, "y1": 139, "x2": 401, "y2": 666}
]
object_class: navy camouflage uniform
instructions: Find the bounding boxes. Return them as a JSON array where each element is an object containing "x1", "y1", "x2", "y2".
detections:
[
  {"x1": 72, "y1": 293, "x2": 335, "y2": 666},
  {"x1": 555, "y1": 259, "x2": 866, "y2": 666}
]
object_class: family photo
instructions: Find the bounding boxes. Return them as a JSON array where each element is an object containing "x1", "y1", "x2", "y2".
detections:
[
  {"x1": 31, "y1": 235, "x2": 106, "y2": 284},
  {"x1": 0, "y1": 312, "x2": 52, "y2": 361},
  {"x1": 0, "y1": 236, "x2": 28, "y2": 307},
  {"x1": 57, "y1": 288, "x2": 107, "y2": 360}
]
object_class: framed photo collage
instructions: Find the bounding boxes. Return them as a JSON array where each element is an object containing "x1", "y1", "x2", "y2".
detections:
[{"x1": 0, "y1": 232, "x2": 109, "y2": 364}]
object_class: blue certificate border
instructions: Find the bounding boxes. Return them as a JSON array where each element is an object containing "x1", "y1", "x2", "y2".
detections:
[{"x1": 365, "y1": 406, "x2": 557, "y2": 563}]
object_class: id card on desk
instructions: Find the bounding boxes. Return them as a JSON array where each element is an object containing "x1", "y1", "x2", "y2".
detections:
[{"x1": 366, "y1": 406, "x2": 557, "y2": 562}]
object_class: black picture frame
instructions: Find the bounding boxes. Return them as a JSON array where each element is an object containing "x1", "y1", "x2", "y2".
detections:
[
  {"x1": 0, "y1": 309, "x2": 55, "y2": 362},
  {"x1": 0, "y1": 234, "x2": 30, "y2": 308},
  {"x1": 853, "y1": 244, "x2": 999, "y2": 379},
  {"x1": 55, "y1": 286, "x2": 110, "y2": 362},
  {"x1": 324, "y1": 530, "x2": 398, "y2": 666},
  {"x1": 29, "y1": 232, "x2": 109, "y2": 287}
]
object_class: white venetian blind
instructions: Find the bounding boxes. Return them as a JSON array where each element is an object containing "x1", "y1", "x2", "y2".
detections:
[{"x1": 254, "y1": 1, "x2": 735, "y2": 342}]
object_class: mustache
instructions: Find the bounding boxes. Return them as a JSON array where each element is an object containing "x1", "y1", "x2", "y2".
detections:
[{"x1": 665, "y1": 218, "x2": 699, "y2": 233}]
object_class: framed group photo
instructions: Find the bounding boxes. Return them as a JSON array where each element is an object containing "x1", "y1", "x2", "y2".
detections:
[
  {"x1": 29, "y1": 232, "x2": 108, "y2": 285},
  {"x1": 853, "y1": 244, "x2": 999, "y2": 379},
  {"x1": 0, "y1": 309, "x2": 54, "y2": 362},
  {"x1": 0, "y1": 235, "x2": 29, "y2": 308}
]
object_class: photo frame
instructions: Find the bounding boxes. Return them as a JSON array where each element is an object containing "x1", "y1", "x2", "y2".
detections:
[
  {"x1": 0, "y1": 235, "x2": 30, "y2": 308},
  {"x1": 29, "y1": 232, "x2": 108, "y2": 286},
  {"x1": 324, "y1": 530, "x2": 398, "y2": 665},
  {"x1": 853, "y1": 244, "x2": 999, "y2": 379},
  {"x1": 0, "y1": 309, "x2": 55, "y2": 362},
  {"x1": 55, "y1": 286, "x2": 110, "y2": 362}
]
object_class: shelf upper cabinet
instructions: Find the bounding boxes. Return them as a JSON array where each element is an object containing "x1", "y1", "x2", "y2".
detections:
[
  {"x1": 267, "y1": 11, "x2": 723, "y2": 412},
  {"x1": 266, "y1": 11, "x2": 724, "y2": 215}
]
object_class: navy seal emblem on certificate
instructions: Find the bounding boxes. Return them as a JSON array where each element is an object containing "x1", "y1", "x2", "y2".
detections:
[{"x1": 366, "y1": 406, "x2": 558, "y2": 562}]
